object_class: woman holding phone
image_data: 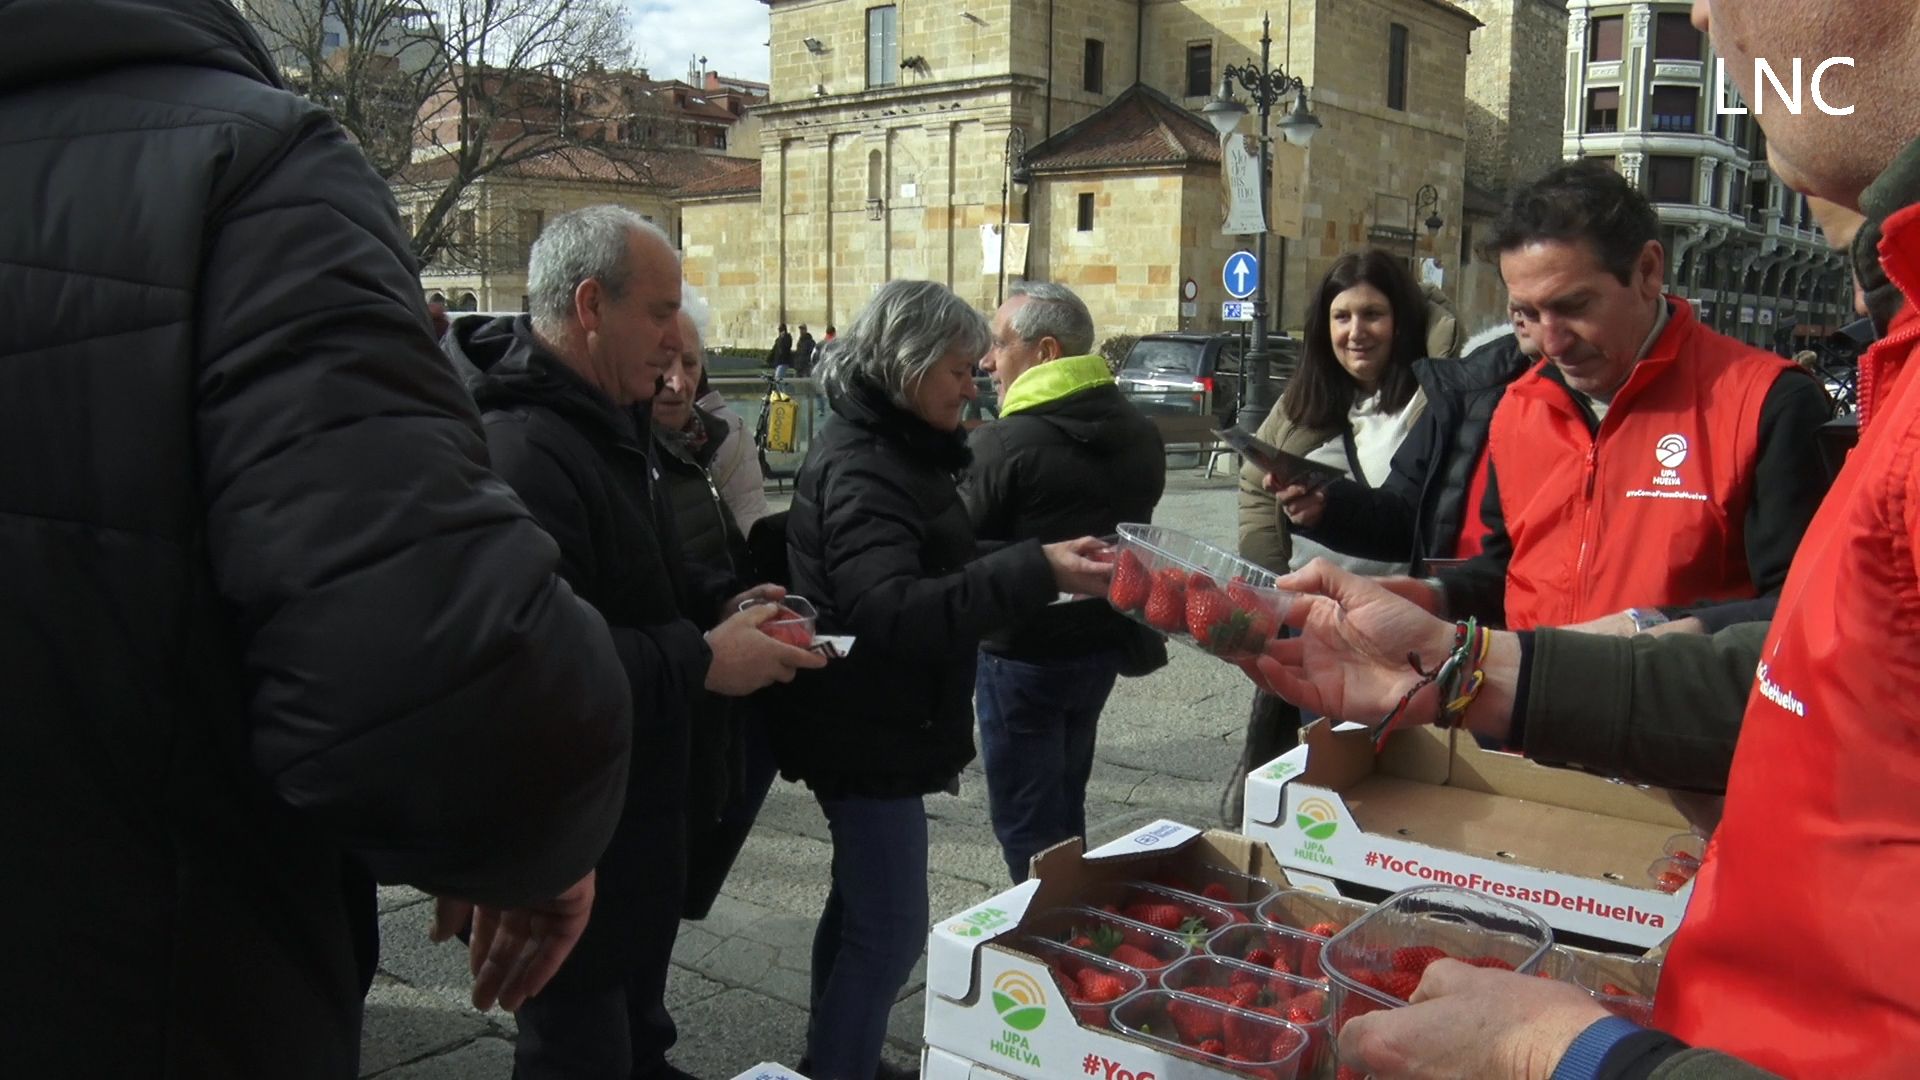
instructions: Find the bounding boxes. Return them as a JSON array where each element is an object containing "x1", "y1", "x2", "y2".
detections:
[{"x1": 1225, "y1": 249, "x2": 1431, "y2": 819}]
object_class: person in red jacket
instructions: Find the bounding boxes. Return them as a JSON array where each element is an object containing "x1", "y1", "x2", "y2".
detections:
[
  {"x1": 1242, "y1": 0, "x2": 1920, "y2": 1065},
  {"x1": 1386, "y1": 161, "x2": 1832, "y2": 631}
]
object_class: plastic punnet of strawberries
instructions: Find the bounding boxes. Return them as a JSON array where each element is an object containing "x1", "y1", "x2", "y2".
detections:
[
  {"x1": 1148, "y1": 867, "x2": 1280, "y2": 914},
  {"x1": 1162, "y1": 955, "x2": 1334, "y2": 1074},
  {"x1": 1032, "y1": 908, "x2": 1189, "y2": 979},
  {"x1": 1013, "y1": 936, "x2": 1145, "y2": 1024},
  {"x1": 1208, "y1": 922, "x2": 1330, "y2": 982},
  {"x1": 1111, "y1": 988, "x2": 1310, "y2": 1079},
  {"x1": 1107, "y1": 551, "x2": 1285, "y2": 659}
]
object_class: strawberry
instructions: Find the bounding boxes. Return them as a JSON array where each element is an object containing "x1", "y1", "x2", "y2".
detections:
[
  {"x1": 1244, "y1": 948, "x2": 1279, "y2": 969},
  {"x1": 1338, "y1": 1068, "x2": 1368, "y2": 1080},
  {"x1": 1186, "y1": 585, "x2": 1254, "y2": 654},
  {"x1": 1109, "y1": 943, "x2": 1165, "y2": 970},
  {"x1": 1144, "y1": 568, "x2": 1187, "y2": 632},
  {"x1": 1066, "y1": 924, "x2": 1123, "y2": 958},
  {"x1": 1109, "y1": 549, "x2": 1150, "y2": 611},
  {"x1": 763, "y1": 616, "x2": 814, "y2": 647},
  {"x1": 1122, "y1": 902, "x2": 1188, "y2": 931},
  {"x1": 1304, "y1": 921, "x2": 1342, "y2": 938},
  {"x1": 1226, "y1": 576, "x2": 1262, "y2": 608},
  {"x1": 1228, "y1": 980, "x2": 1263, "y2": 1007},
  {"x1": 1167, "y1": 997, "x2": 1223, "y2": 1043},
  {"x1": 1065, "y1": 934, "x2": 1094, "y2": 951},
  {"x1": 1223, "y1": 1005, "x2": 1285, "y2": 1057},
  {"x1": 1599, "y1": 982, "x2": 1631, "y2": 998},
  {"x1": 1466, "y1": 956, "x2": 1516, "y2": 971},
  {"x1": 1377, "y1": 970, "x2": 1421, "y2": 1000},
  {"x1": 1075, "y1": 968, "x2": 1128, "y2": 1003},
  {"x1": 1196, "y1": 1038, "x2": 1226, "y2": 1055},
  {"x1": 1655, "y1": 869, "x2": 1689, "y2": 893},
  {"x1": 1286, "y1": 989, "x2": 1327, "y2": 1024},
  {"x1": 1156, "y1": 874, "x2": 1196, "y2": 893},
  {"x1": 1186, "y1": 985, "x2": 1237, "y2": 1005},
  {"x1": 1201, "y1": 882, "x2": 1234, "y2": 903},
  {"x1": 1392, "y1": 945, "x2": 1448, "y2": 975}
]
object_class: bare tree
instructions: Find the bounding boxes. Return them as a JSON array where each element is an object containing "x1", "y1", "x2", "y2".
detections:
[{"x1": 238, "y1": 0, "x2": 682, "y2": 265}]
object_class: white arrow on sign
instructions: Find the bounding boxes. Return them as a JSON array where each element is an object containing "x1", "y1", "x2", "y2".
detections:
[{"x1": 1223, "y1": 251, "x2": 1259, "y2": 299}]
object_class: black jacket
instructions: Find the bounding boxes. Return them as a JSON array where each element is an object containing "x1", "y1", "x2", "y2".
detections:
[
  {"x1": 1299, "y1": 332, "x2": 1531, "y2": 571},
  {"x1": 769, "y1": 330, "x2": 794, "y2": 368},
  {"x1": 0, "y1": 5, "x2": 631, "y2": 1075},
  {"x1": 656, "y1": 406, "x2": 753, "y2": 580},
  {"x1": 775, "y1": 378, "x2": 1058, "y2": 797},
  {"x1": 963, "y1": 381, "x2": 1167, "y2": 659},
  {"x1": 450, "y1": 315, "x2": 721, "y2": 977},
  {"x1": 795, "y1": 331, "x2": 818, "y2": 373}
]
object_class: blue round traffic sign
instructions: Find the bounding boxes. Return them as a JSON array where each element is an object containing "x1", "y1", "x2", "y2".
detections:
[{"x1": 1224, "y1": 251, "x2": 1260, "y2": 299}]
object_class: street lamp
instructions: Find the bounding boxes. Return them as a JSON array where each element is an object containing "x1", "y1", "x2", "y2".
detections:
[
  {"x1": 996, "y1": 127, "x2": 1029, "y2": 307},
  {"x1": 1411, "y1": 183, "x2": 1442, "y2": 266},
  {"x1": 1204, "y1": 12, "x2": 1322, "y2": 431}
]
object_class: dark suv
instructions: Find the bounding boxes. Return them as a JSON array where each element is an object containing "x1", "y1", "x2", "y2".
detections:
[{"x1": 1116, "y1": 332, "x2": 1296, "y2": 427}]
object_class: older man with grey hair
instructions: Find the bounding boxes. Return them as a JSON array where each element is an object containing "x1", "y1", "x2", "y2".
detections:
[
  {"x1": 443, "y1": 205, "x2": 823, "y2": 1080},
  {"x1": 964, "y1": 281, "x2": 1168, "y2": 882}
]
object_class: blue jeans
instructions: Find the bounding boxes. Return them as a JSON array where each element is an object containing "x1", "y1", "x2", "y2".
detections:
[
  {"x1": 975, "y1": 650, "x2": 1122, "y2": 883},
  {"x1": 806, "y1": 795, "x2": 929, "y2": 1080}
]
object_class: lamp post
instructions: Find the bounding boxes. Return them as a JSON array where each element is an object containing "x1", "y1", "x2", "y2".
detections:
[
  {"x1": 996, "y1": 127, "x2": 1029, "y2": 308},
  {"x1": 1202, "y1": 13, "x2": 1321, "y2": 431},
  {"x1": 1411, "y1": 183, "x2": 1443, "y2": 268}
]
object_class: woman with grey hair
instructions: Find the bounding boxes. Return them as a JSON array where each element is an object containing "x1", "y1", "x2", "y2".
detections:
[{"x1": 772, "y1": 279, "x2": 1112, "y2": 1080}]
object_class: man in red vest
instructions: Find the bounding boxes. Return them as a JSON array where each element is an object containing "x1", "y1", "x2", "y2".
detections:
[
  {"x1": 1388, "y1": 161, "x2": 1831, "y2": 631},
  {"x1": 1246, "y1": 0, "x2": 1920, "y2": 1063}
]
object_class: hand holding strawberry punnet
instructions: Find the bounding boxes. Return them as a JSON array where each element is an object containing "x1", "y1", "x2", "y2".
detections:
[
  {"x1": 1043, "y1": 536, "x2": 1115, "y2": 597},
  {"x1": 1239, "y1": 559, "x2": 1519, "y2": 741},
  {"x1": 1336, "y1": 960, "x2": 1610, "y2": 1080}
]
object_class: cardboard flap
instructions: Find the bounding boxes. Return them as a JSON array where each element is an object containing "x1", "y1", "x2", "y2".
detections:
[
  {"x1": 1246, "y1": 744, "x2": 1310, "y2": 826},
  {"x1": 1083, "y1": 819, "x2": 1200, "y2": 859},
  {"x1": 926, "y1": 880, "x2": 1041, "y2": 1002}
]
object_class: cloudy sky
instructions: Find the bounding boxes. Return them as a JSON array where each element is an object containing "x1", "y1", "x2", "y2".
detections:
[{"x1": 627, "y1": 0, "x2": 772, "y2": 84}]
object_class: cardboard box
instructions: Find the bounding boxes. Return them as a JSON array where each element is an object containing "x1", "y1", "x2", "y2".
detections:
[
  {"x1": 727, "y1": 1066, "x2": 811, "y2": 1080},
  {"x1": 922, "y1": 1046, "x2": 1018, "y2": 1080},
  {"x1": 924, "y1": 821, "x2": 1325, "y2": 1080},
  {"x1": 1242, "y1": 722, "x2": 1694, "y2": 948}
]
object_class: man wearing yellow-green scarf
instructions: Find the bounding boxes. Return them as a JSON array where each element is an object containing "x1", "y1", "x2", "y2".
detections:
[{"x1": 962, "y1": 283, "x2": 1168, "y2": 882}]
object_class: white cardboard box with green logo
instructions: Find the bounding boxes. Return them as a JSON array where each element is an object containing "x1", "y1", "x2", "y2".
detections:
[
  {"x1": 1241, "y1": 721, "x2": 1695, "y2": 949},
  {"x1": 923, "y1": 821, "x2": 1320, "y2": 1079}
]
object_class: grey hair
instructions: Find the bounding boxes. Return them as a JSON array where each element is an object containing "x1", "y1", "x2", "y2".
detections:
[
  {"x1": 680, "y1": 284, "x2": 713, "y2": 340},
  {"x1": 812, "y1": 280, "x2": 990, "y2": 409},
  {"x1": 1007, "y1": 281, "x2": 1096, "y2": 356},
  {"x1": 527, "y1": 205, "x2": 673, "y2": 337}
]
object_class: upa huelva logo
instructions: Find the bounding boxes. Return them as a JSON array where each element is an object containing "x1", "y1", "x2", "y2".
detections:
[
  {"x1": 1295, "y1": 797, "x2": 1340, "y2": 841},
  {"x1": 991, "y1": 970, "x2": 1048, "y2": 1032}
]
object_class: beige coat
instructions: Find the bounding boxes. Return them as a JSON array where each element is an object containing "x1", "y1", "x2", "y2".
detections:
[{"x1": 1236, "y1": 399, "x2": 1344, "y2": 573}]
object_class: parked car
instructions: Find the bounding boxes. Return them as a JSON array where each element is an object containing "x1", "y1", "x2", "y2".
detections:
[{"x1": 1115, "y1": 332, "x2": 1296, "y2": 428}]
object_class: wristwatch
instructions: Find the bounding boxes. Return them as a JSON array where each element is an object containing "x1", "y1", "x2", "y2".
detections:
[{"x1": 1626, "y1": 607, "x2": 1670, "y2": 633}]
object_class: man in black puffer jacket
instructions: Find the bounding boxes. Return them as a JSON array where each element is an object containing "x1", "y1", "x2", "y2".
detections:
[
  {"x1": 965, "y1": 282, "x2": 1168, "y2": 882},
  {"x1": 446, "y1": 206, "x2": 824, "y2": 1080},
  {"x1": 0, "y1": 2, "x2": 634, "y2": 1075},
  {"x1": 1290, "y1": 324, "x2": 1536, "y2": 570}
]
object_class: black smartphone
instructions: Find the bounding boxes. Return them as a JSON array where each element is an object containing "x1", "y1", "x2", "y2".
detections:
[{"x1": 1213, "y1": 426, "x2": 1348, "y2": 491}]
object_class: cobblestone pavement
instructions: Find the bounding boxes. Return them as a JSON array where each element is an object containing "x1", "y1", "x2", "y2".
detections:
[{"x1": 360, "y1": 469, "x2": 1251, "y2": 1078}]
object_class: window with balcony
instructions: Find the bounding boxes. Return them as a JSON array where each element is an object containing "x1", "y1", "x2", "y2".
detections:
[
  {"x1": 1647, "y1": 155, "x2": 1693, "y2": 203},
  {"x1": 867, "y1": 6, "x2": 899, "y2": 89},
  {"x1": 1077, "y1": 193, "x2": 1095, "y2": 232},
  {"x1": 1586, "y1": 87, "x2": 1620, "y2": 132},
  {"x1": 1654, "y1": 13, "x2": 1703, "y2": 60},
  {"x1": 1387, "y1": 24, "x2": 1409, "y2": 111},
  {"x1": 1084, "y1": 38, "x2": 1105, "y2": 94},
  {"x1": 1186, "y1": 42, "x2": 1213, "y2": 98},
  {"x1": 1727, "y1": 171, "x2": 1746, "y2": 215},
  {"x1": 1589, "y1": 16, "x2": 1622, "y2": 63},
  {"x1": 1649, "y1": 86, "x2": 1698, "y2": 133}
]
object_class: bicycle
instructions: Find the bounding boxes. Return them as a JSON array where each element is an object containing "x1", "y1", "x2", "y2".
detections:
[{"x1": 753, "y1": 368, "x2": 802, "y2": 489}]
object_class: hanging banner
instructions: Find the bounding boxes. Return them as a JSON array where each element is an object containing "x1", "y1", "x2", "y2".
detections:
[
  {"x1": 1268, "y1": 138, "x2": 1307, "y2": 239},
  {"x1": 1223, "y1": 133, "x2": 1267, "y2": 235},
  {"x1": 980, "y1": 223, "x2": 1032, "y2": 277}
]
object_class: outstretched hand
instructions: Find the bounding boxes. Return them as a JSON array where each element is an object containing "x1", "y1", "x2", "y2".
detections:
[
  {"x1": 1337, "y1": 961, "x2": 1611, "y2": 1080},
  {"x1": 1237, "y1": 558, "x2": 1459, "y2": 727},
  {"x1": 429, "y1": 871, "x2": 598, "y2": 1013}
]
